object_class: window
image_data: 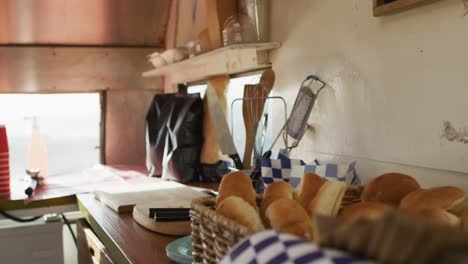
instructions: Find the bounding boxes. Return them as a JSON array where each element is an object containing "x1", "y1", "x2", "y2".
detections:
[{"x1": 0, "y1": 93, "x2": 101, "y2": 178}]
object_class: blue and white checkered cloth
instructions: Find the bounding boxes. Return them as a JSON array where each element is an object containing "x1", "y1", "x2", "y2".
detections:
[
  {"x1": 220, "y1": 230, "x2": 373, "y2": 264},
  {"x1": 261, "y1": 158, "x2": 360, "y2": 187}
]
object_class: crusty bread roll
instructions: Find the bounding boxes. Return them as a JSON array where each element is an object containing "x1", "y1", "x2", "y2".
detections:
[
  {"x1": 405, "y1": 208, "x2": 460, "y2": 226},
  {"x1": 216, "y1": 196, "x2": 264, "y2": 231},
  {"x1": 260, "y1": 181, "x2": 294, "y2": 227},
  {"x1": 362, "y1": 173, "x2": 420, "y2": 206},
  {"x1": 448, "y1": 197, "x2": 468, "y2": 216},
  {"x1": 295, "y1": 173, "x2": 325, "y2": 209},
  {"x1": 400, "y1": 186, "x2": 464, "y2": 211},
  {"x1": 266, "y1": 198, "x2": 313, "y2": 240},
  {"x1": 216, "y1": 171, "x2": 256, "y2": 208},
  {"x1": 460, "y1": 212, "x2": 468, "y2": 229},
  {"x1": 308, "y1": 180, "x2": 347, "y2": 217},
  {"x1": 338, "y1": 201, "x2": 389, "y2": 222}
]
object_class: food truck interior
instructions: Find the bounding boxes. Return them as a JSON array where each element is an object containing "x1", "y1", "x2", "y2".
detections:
[{"x1": 1, "y1": 0, "x2": 468, "y2": 263}]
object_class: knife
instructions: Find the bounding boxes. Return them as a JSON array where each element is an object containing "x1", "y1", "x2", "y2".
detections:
[{"x1": 205, "y1": 84, "x2": 244, "y2": 170}]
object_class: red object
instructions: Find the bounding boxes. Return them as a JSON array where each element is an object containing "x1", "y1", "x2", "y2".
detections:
[
  {"x1": 0, "y1": 177, "x2": 9, "y2": 182},
  {"x1": 0, "y1": 126, "x2": 8, "y2": 153},
  {"x1": 0, "y1": 125, "x2": 9, "y2": 194}
]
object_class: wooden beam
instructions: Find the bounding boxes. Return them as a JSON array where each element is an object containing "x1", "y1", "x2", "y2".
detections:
[
  {"x1": 142, "y1": 42, "x2": 280, "y2": 88},
  {"x1": 0, "y1": 47, "x2": 163, "y2": 93},
  {"x1": 199, "y1": 0, "x2": 237, "y2": 165}
]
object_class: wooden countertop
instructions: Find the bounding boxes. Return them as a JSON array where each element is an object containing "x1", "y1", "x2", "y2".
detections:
[
  {"x1": 77, "y1": 182, "x2": 217, "y2": 264},
  {"x1": 78, "y1": 193, "x2": 177, "y2": 264},
  {"x1": 0, "y1": 165, "x2": 150, "y2": 212}
]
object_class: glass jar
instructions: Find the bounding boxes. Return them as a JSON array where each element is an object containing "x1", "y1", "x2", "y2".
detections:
[{"x1": 238, "y1": 0, "x2": 269, "y2": 42}]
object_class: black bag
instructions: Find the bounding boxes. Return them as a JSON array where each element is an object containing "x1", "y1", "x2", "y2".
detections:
[
  {"x1": 146, "y1": 93, "x2": 203, "y2": 183},
  {"x1": 146, "y1": 93, "x2": 175, "y2": 178}
]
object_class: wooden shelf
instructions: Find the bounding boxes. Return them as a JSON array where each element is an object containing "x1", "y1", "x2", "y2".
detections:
[
  {"x1": 373, "y1": 0, "x2": 440, "y2": 17},
  {"x1": 142, "y1": 42, "x2": 280, "y2": 84}
]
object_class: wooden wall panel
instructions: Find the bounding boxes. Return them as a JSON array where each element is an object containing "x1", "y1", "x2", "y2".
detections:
[
  {"x1": 105, "y1": 89, "x2": 157, "y2": 167},
  {"x1": 0, "y1": 0, "x2": 170, "y2": 46},
  {"x1": 165, "y1": 0, "x2": 179, "y2": 49},
  {"x1": 0, "y1": 47, "x2": 163, "y2": 93}
]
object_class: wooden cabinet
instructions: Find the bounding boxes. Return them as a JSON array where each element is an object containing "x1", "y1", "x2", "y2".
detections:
[{"x1": 77, "y1": 219, "x2": 114, "y2": 264}]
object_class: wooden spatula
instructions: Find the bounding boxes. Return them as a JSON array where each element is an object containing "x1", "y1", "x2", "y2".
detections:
[
  {"x1": 242, "y1": 70, "x2": 275, "y2": 168},
  {"x1": 242, "y1": 84, "x2": 257, "y2": 169}
]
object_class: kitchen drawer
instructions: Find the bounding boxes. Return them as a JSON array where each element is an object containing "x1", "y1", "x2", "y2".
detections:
[
  {"x1": 77, "y1": 220, "x2": 114, "y2": 264},
  {"x1": 84, "y1": 228, "x2": 114, "y2": 264}
]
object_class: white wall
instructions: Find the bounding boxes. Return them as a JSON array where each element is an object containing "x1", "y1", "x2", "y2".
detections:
[{"x1": 269, "y1": 0, "x2": 468, "y2": 190}]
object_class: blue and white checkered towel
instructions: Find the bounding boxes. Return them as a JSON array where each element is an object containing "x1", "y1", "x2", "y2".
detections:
[
  {"x1": 220, "y1": 230, "x2": 373, "y2": 264},
  {"x1": 261, "y1": 158, "x2": 360, "y2": 187}
]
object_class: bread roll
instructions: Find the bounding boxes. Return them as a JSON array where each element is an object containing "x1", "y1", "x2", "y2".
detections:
[
  {"x1": 266, "y1": 198, "x2": 313, "y2": 240},
  {"x1": 308, "y1": 180, "x2": 347, "y2": 217},
  {"x1": 216, "y1": 171, "x2": 256, "y2": 208},
  {"x1": 460, "y1": 212, "x2": 468, "y2": 229},
  {"x1": 338, "y1": 202, "x2": 389, "y2": 222},
  {"x1": 295, "y1": 173, "x2": 325, "y2": 209},
  {"x1": 260, "y1": 181, "x2": 294, "y2": 227},
  {"x1": 400, "y1": 186, "x2": 464, "y2": 211},
  {"x1": 216, "y1": 196, "x2": 264, "y2": 231},
  {"x1": 448, "y1": 197, "x2": 468, "y2": 216},
  {"x1": 405, "y1": 208, "x2": 460, "y2": 226},
  {"x1": 362, "y1": 173, "x2": 420, "y2": 206}
]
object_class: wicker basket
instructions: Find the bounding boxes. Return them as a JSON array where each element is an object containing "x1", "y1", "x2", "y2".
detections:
[{"x1": 190, "y1": 185, "x2": 364, "y2": 264}]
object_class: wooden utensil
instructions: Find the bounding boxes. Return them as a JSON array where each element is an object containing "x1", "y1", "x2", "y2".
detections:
[
  {"x1": 242, "y1": 84, "x2": 257, "y2": 169},
  {"x1": 242, "y1": 70, "x2": 275, "y2": 168}
]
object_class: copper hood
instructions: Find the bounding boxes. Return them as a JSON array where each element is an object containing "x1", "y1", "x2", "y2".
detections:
[{"x1": 0, "y1": 0, "x2": 170, "y2": 47}]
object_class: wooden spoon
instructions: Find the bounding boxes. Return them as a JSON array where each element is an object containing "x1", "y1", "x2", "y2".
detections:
[{"x1": 242, "y1": 70, "x2": 275, "y2": 168}]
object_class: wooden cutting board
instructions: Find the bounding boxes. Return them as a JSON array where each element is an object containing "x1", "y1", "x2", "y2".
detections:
[
  {"x1": 132, "y1": 188, "x2": 210, "y2": 235},
  {"x1": 132, "y1": 202, "x2": 192, "y2": 236},
  {"x1": 94, "y1": 181, "x2": 208, "y2": 213},
  {"x1": 95, "y1": 182, "x2": 210, "y2": 235}
]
